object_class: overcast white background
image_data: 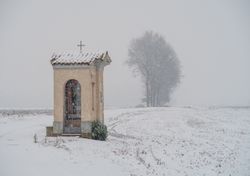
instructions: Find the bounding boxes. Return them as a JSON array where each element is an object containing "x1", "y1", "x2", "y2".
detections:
[{"x1": 0, "y1": 0, "x2": 249, "y2": 109}]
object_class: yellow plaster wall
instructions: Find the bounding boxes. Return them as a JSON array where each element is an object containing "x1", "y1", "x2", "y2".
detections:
[{"x1": 53, "y1": 66, "x2": 103, "y2": 123}]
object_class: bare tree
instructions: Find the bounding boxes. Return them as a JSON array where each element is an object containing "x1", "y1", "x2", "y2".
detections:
[{"x1": 127, "y1": 31, "x2": 181, "y2": 107}]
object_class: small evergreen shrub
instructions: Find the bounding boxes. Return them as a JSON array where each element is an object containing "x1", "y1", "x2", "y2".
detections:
[{"x1": 91, "y1": 121, "x2": 108, "y2": 141}]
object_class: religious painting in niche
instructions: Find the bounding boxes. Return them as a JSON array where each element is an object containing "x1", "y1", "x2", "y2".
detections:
[{"x1": 65, "y1": 79, "x2": 81, "y2": 119}]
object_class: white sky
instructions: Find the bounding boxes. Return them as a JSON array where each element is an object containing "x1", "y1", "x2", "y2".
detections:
[{"x1": 0, "y1": 0, "x2": 249, "y2": 108}]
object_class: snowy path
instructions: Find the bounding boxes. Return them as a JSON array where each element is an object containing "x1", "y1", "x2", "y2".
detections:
[{"x1": 0, "y1": 107, "x2": 250, "y2": 176}]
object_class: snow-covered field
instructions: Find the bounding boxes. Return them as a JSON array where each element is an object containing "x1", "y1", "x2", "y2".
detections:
[{"x1": 0, "y1": 107, "x2": 250, "y2": 176}]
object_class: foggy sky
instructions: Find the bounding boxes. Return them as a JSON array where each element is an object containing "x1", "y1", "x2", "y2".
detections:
[{"x1": 0, "y1": 0, "x2": 250, "y2": 108}]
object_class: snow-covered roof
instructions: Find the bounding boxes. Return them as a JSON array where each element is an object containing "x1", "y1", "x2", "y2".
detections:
[{"x1": 51, "y1": 50, "x2": 111, "y2": 66}]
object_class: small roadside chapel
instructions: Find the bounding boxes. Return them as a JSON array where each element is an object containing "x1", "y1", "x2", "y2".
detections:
[{"x1": 47, "y1": 42, "x2": 111, "y2": 138}]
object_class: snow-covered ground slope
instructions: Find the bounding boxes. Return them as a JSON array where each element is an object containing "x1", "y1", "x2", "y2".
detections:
[{"x1": 0, "y1": 107, "x2": 250, "y2": 176}]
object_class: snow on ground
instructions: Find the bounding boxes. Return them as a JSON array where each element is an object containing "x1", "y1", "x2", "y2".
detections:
[{"x1": 0, "y1": 107, "x2": 250, "y2": 176}]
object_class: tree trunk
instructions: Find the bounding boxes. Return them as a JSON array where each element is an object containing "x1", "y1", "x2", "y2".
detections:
[{"x1": 146, "y1": 80, "x2": 149, "y2": 107}]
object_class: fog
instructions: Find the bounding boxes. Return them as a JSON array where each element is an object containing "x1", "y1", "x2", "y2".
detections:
[{"x1": 0, "y1": 0, "x2": 249, "y2": 108}]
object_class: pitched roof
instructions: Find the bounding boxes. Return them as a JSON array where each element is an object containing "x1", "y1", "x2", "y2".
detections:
[{"x1": 51, "y1": 50, "x2": 111, "y2": 66}]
